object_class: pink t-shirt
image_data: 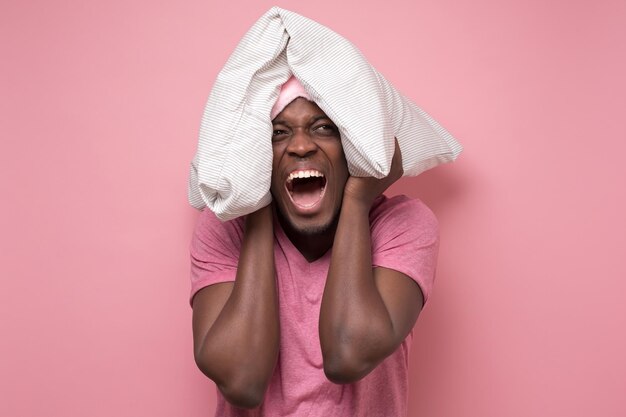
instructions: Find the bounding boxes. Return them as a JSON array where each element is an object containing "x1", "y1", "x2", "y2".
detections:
[{"x1": 190, "y1": 195, "x2": 439, "y2": 417}]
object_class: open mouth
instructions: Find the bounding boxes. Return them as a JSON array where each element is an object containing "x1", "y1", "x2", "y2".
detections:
[{"x1": 285, "y1": 170, "x2": 327, "y2": 209}]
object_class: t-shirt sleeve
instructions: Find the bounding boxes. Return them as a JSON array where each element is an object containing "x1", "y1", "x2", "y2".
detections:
[
  {"x1": 370, "y1": 196, "x2": 440, "y2": 303},
  {"x1": 189, "y1": 209, "x2": 244, "y2": 305}
]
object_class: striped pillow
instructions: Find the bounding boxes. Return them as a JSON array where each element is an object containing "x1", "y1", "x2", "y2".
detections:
[{"x1": 189, "y1": 7, "x2": 462, "y2": 220}]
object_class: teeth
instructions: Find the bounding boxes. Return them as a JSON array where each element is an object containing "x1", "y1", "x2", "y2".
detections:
[{"x1": 287, "y1": 170, "x2": 324, "y2": 182}]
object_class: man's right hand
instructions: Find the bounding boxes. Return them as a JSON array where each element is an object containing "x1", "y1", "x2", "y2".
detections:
[{"x1": 191, "y1": 204, "x2": 278, "y2": 409}]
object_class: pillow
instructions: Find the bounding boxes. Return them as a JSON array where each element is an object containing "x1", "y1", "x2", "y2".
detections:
[{"x1": 188, "y1": 7, "x2": 462, "y2": 220}]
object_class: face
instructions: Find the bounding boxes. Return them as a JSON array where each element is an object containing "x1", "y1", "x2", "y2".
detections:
[{"x1": 270, "y1": 98, "x2": 349, "y2": 236}]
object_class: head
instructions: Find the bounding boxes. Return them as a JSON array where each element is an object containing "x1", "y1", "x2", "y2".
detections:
[{"x1": 270, "y1": 78, "x2": 349, "y2": 237}]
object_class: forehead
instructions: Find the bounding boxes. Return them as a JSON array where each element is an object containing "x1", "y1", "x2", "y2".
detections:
[{"x1": 272, "y1": 98, "x2": 330, "y2": 124}]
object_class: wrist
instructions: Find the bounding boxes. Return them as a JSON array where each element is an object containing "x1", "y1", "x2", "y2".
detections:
[
  {"x1": 245, "y1": 204, "x2": 273, "y2": 232},
  {"x1": 341, "y1": 192, "x2": 373, "y2": 216}
]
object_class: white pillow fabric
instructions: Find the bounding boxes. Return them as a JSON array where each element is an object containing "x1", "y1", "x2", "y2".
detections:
[{"x1": 189, "y1": 7, "x2": 463, "y2": 220}]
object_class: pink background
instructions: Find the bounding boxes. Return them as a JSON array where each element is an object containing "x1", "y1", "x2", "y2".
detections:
[{"x1": 2, "y1": 0, "x2": 625, "y2": 416}]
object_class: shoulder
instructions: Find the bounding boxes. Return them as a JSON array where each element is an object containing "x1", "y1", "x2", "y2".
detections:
[
  {"x1": 191, "y1": 209, "x2": 246, "y2": 258},
  {"x1": 189, "y1": 209, "x2": 245, "y2": 304},
  {"x1": 369, "y1": 195, "x2": 440, "y2": 303},
  {"x1": 370, "y1": 194, "x2": 438, "y2": 240}
]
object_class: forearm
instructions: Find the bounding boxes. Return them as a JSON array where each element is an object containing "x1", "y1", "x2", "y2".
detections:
[
  {"x1": 319, "y1": 195, "x2": 396, "y2": 382},
  {"x1": 195, "y1": 206, "x2": 279, "y2": 406}
]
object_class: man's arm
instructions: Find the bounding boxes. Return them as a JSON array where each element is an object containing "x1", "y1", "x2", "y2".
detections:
[
  {"x1": 192, "y1": 205, "x2": 279, "y2": 408},
  {"x1": 319, "y1": 141, "x2": 424, "y2": 383}
]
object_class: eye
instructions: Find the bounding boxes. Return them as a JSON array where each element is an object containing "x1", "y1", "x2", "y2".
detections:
[
  {"x1": 314, "y1": 124, "x2": 339, "y2": 136},
  {"x1": 272, "y1": 128, "x2": 289, "y2": 142}
]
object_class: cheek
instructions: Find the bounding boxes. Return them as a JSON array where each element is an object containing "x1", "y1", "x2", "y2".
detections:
[
  {"x1": 333, "y1": 147, "x2": 349, "y2": 180},
  {"x1": 270, "y1": 171, "x2": 281, "y2": 193},
  {"x1": 336, "y1": 168, "x2": 349, "y2": 192},
  {"x1": 270, "y1": 146, "x2": 282, "y2": 187}
]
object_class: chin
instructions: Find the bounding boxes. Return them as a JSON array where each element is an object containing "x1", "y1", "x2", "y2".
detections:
[
  {"x1": 291, "y1": 219, "x2": 334, "y2": 236},
  {"x1": 276, "y1": 205, "x2": 340, "y2": 237}
]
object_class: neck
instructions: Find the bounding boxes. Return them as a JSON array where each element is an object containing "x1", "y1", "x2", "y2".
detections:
[{"x1": 275, "y1": 211, "x2": 337, "y2": 263}]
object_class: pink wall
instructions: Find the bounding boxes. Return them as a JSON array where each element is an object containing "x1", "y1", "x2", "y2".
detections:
[{"x1": 2, "y1": 0, "x2": 625, "y2": 416}]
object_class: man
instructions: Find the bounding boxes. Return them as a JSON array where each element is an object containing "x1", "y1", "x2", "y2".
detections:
[{"x1": 190, "y1": 77, "x2": 439, "y2": 416}]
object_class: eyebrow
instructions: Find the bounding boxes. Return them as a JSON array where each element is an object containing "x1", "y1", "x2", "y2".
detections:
[{"x1": 272, "y1": 114, "x2": 333, "y2": 125}]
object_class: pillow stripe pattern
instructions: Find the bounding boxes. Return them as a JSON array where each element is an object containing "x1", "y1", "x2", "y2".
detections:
[{"x1": 189, "y1": 7, "x2": 462, "y2": 220}]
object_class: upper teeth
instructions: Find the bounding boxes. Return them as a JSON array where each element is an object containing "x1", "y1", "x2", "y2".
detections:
[{"x1": 287, "y1": 170, "x2": 324, "y2": 182}]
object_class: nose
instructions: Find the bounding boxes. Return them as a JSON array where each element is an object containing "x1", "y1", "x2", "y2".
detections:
[{"x1": 286, "y1": 129, "x2": 317, "y2": 158}]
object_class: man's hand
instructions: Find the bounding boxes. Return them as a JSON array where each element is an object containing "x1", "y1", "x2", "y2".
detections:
[
  {"x1": 320, "y1": 138, "x2": 423, "y2": 384},
  {"x1": 192, "y1": 204, "x2": 279, "y2": 408},
  {"x1": 343, "y1": 139, "x2": 403, "y2": 208}
]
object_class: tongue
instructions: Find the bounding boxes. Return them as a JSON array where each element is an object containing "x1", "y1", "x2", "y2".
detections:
[{"x1": 292, "y1": 180, "x2": 322, "y2": 207}]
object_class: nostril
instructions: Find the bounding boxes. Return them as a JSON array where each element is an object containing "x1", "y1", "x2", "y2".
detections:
[{"x1": 287, "y1": 135, "x2": 317, "y2": 156}]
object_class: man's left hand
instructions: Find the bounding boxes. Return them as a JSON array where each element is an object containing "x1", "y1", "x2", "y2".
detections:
[{"x1": 343, "y1": 138, "x2": 403, "y2": 208}]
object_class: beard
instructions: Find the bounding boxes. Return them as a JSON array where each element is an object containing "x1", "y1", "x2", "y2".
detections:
[{"x1": 273, "y1": 202, "x2": 341, "y2": 238}]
